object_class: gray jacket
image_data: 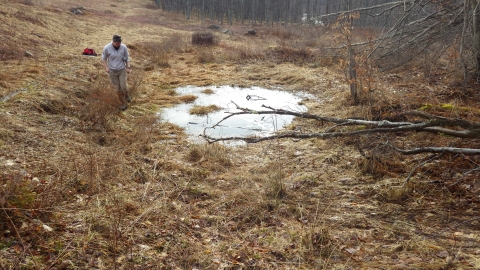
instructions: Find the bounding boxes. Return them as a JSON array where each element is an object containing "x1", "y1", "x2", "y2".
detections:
[{"x1": 102, "y1": 43, "x2": 130, "y2": 71}]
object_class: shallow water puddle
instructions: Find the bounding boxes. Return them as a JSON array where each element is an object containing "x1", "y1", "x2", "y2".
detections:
[{"x1": 161, "y1": 85, "x2": 308, "y2": 143}]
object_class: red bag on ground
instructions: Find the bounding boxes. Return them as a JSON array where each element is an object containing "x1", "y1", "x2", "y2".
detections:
[{"x1": 82, "y1": 48, "x2": 97, "y2": 56}]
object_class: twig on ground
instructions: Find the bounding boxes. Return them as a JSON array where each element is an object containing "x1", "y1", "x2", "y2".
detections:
[
  {"x1": 448, "y1": 166, "x2": 480, "y2": 187},
  {"x1": 400, "y1": 154, "x2": 441, "y2": 188}
]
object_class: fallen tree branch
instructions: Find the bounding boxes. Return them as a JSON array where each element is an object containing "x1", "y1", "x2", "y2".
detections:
[
  {"x1": 387, "y1": 144, "x2": 480, "y2": 155},
  {"x1": 405, "y1": 111, "x2": 480, "y2": 128},
  {"x1": 200, "y1": 104, "x2": 480, "y2": 155},
  {"x1": 202, "y1": 123, "x2": 432, "y2": 143}
]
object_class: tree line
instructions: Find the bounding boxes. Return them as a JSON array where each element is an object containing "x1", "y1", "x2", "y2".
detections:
[
  {"x1": 153, "y1": 0, "x2": 479, "y2": 76},
  {"x1": 152, "y1": 0, "x2": 420, "y2": 26}
]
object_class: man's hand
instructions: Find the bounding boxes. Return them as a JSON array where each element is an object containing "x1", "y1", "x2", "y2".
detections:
[
  {"x1": 103, "y1": 60, "x2": 109, "y2": 73},
  {"x1": 126, "y1": 68, "x2": 131, "y2": 74}
]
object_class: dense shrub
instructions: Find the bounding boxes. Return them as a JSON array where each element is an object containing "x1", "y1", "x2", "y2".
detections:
[{"x1": 192, "y1": 31, "x2": 217, "y2": 46}]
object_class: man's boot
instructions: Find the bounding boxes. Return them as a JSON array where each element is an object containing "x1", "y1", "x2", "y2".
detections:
[
  {"x1": 125, "y1": 91, "x2": 131, "y2": 103},
  {"x1": 117, "y1": 91, "x2": 128, "y2": 111}
]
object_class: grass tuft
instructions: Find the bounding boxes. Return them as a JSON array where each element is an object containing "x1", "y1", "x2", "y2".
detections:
[
  {"x1": 266, "y1": 46, "x2": 314, "y2": 65},
  {"x1": 189, "y1": 104, "x2": 222, "y2": 115},
  {"x1": 163, "y1": 34, "x2": 191, "y2": 53},
  {"x1": 134, "y1": 42, "x2": 170, "y2": 68},
  {"x1": 197, "y1": 48, "x2": 215, "y2": 64},
  {"x1": 0, "y1": 45, "x2": 25, "y2": 61},
  {"x1": 201, "y1": 88, "x2": 214, "y2": 94},
  {"x1": 186, "y1": 143, "x2": 232, "y2": 170},
  {"x1": 265, "y1": 161, "x2": 287, "y2": 199},
  {"x1": 178, "y1": 94, "x2": 197, "y2": 103},
  {"x1": 80, "y1": 79, "x2": 120, "y2": 130}
]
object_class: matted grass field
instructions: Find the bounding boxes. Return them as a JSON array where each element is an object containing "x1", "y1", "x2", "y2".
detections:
[{"x1": 1, "y1": 0, "x2": 479, "y2": 269}]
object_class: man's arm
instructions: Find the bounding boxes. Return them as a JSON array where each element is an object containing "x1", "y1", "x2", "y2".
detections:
[
  {"x1": 102, "y1": 59, "x2": 110, "y2": 73},
  {"x1": 124, "y1": 46, "x2": 131, "y2": 72},
  {"x1": 102, "y1": 47, "x2": 110, "y2": 72}
]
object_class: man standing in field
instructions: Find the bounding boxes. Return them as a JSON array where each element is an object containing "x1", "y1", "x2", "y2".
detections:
[{"x1": 102, "y1": 34, "x2": 131, "y2": 111}]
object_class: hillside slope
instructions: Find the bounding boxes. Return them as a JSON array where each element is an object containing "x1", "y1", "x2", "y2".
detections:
[{"x1": 1, "y1": 0, "x2": 479, "y2": 269}]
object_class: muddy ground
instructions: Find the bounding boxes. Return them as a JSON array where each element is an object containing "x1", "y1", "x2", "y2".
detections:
[{"x1": 1, "y1": 0, "x2": 479, "y2": 269}]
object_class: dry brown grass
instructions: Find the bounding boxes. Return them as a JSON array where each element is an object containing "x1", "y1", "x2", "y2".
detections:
[
  {"x1": 0, "y1": 45, "x2": 25, "y2": 61},
  {"x1": 178, "y1": 94, "x2": 197, "y2": 103},
  {"x1": 266, "y1": 46, "x2": 315, "y2": 65},
  {"x1": 145, "y1": 2, "x2": 158, "y2": 10},
  {"x1": 186, "y1": 143, "x2": 232, "y2": 170},
  {"x1": 163, "y1": 33, "x2": 192, "y2": 53},
  {"x1": 1, "y1": 0, "x2": 479, "y2": 269},
  {"x1": 189, "y1": 104, "x2": 222, "y2": 115},
  {"x1": 264, "y1": 160, "x2": 288, "y2": 199},
  {"x1": 196, "y1": 47, "x2": 216, "y2": 63},
  {"x1": 127, "y1": 68, "x2": 144, "y2": 96},
  {"x1": 201, "y1": 88, "x2": 214, "y2": 94},
  {"x1": 216, "y1": 42, "x2": 266, "y2": 63},
  {"x1": 206, "y1": 26, "x2": 328, "y2": 66},
  {"x1": 134, "y1": 42, "x2": 170, "y2": 68},
  {"x1": 165, "y1": 89, "x2": 177, "y2": 96},
  {"x1": 264, "y1": 26, "x2": 298, "y2": 39},
  {"x1": 80, "y1": 79, "x2": 120, "y2": 130}
]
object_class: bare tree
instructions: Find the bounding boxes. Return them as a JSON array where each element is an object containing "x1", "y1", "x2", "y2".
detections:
[
  {"x1": 472, "y1": 0, "x2": 480, "y2": 70},
  {"x1": 314, "y1": 0, "x2": 480, "y2": 76}
]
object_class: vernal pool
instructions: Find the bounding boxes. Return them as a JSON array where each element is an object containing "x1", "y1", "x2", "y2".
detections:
[{"x1": 161, "y1": 85, "x2": 308, "y2": 143}]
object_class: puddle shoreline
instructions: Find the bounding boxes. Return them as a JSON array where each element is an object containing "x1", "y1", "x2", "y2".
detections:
[{"x1": 161, "y1": 85, "x2": 310, "y2": 144}]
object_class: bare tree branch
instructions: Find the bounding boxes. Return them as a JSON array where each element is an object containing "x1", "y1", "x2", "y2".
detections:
[
  {"x1": 319, "y1": 0, "x2": 470, "y2": 71},
  {"x1": 400, "y1": 154, "x2": 441, "y2": 188},
  {"x1": 312, "y1": 1, "x2": 416, "y2": 21},
  {"x1": 388, "y1": 144, "x2": 480, "y2": 155},
  {"x1": 449, "y1": 166, "x2": 480, "y2": 187},
  {"x1": 201, "y1": 104, "x2": 480, "y2": 156}
]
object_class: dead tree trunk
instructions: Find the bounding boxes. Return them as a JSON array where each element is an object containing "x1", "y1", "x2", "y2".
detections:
[
  {"x1": 472, "y1": 0, "x2": 480, "y2": 72},
  {"x1": 349, "y1": 47, "x2": 357, "y2": 104}
]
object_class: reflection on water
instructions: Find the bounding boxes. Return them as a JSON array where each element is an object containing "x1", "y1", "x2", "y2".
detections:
[{"x1": 160, "y1": 85, "x2": 308, "y2": 143}]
